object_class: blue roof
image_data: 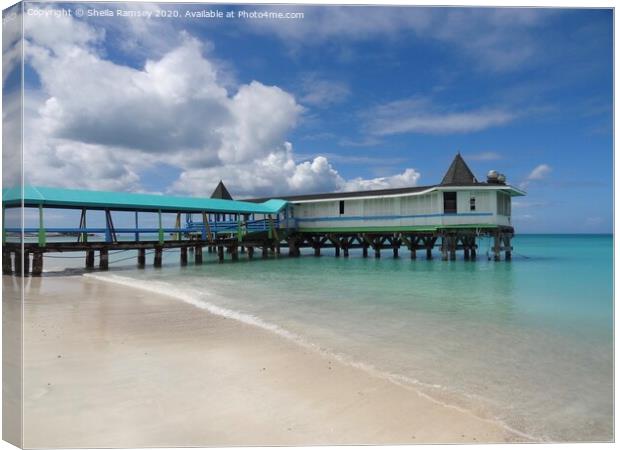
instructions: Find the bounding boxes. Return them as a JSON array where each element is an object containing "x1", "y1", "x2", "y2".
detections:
[{"x1": 2, "y1": 186, "x2": 288, "y2": 214}]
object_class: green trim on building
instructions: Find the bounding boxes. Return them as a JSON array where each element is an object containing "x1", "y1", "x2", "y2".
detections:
[{"x1": 297, "y1": 224, "x2": 502, "y2": 233}]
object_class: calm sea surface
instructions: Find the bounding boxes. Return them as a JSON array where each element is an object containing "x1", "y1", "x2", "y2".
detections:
[{"x1": 45, "y1": 234, "x2": 613, "y2": 442}]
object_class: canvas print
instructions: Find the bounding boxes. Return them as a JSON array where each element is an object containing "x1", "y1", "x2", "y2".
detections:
[{"x1": 1, "y1": 1, "x2": 614, "y2": 447}]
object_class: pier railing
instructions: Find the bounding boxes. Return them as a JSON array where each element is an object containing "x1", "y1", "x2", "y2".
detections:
[{"x1": 5, "y1": 217, "x2": 282, "y2": 245}]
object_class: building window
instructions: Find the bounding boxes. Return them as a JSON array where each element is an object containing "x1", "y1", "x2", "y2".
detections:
[
  {"x1": 339, "y1": 200, "x2": 345, "y2": 215},
  {"x1": 443, "y1": 192, "x2": 457, "y2": 214},
  {"x1": 470, "y1": 196, "x2": 476, "y2": 211}
]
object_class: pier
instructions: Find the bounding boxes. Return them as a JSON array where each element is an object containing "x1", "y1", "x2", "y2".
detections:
[
  {"x1": 2, "y1": 155, "x2": 521, "y2": 276},
  {"x1": 1, "y1": 192, "x2": 513, "y2": 277}
]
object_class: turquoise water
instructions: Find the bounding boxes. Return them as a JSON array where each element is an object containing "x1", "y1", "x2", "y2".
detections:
[{"x1": 48, "y1": 234, "x2": 613, "y2": 441}]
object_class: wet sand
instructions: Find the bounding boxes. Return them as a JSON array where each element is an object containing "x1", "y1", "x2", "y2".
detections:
[{"x1": 10, "y1": 274, "x2": 523, "y2": 447}]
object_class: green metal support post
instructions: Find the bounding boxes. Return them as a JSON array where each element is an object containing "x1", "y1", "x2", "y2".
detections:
[
  {"x1": 83, "y1": 209, "x2": 88, "y2": 243},
  {"x1": 158, "y1": 210, "x2": 164, "y2": 244},
  {"x1": 175, "y1": 212, "x2": 181, "y2": 241},
  {"x1": 37, "y1": 204, "x2": 46, "y2": 247}
]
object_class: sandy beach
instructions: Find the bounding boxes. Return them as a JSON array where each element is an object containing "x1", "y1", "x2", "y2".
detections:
[{"x1": 10, "y1": 273, "x2": 522, "y2": 447}]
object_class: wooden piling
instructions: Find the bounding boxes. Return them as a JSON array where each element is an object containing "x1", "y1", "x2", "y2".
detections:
[
  {"x1": 493, "y1": 232, "x2": 501, "y2": 261},
  {"x1": 86, "y1": 250, "x2": 95, "y2": 269},
  {"x1": 137, "y1": 248, "x2": 145, "y2": 268},
  {"x1": 32, "y1": 252, "x2": 43, "y2": 276},
  {"x1": 449, "y1": 236, "x2": 456, "y2": 261},
  {"x1": 154, "y1": 247, "x2": 163, "y2": 267},
  {"x1": 99, "y1": 249, "x2": 109, "y2": 270},
  {"x1": 180, "y1": 247, "x2": 188, "y2": 266},
  {"x1": 3, "y1": 250, "x2": 12, "y2": 275},
  {"x1": 0, "y1": 224, "x2": 517, "y2": 278},
  {"x1": 504, "y1": 235, "x2": 512, "y2": 261},
  {"x1": 288, "y1": 239, "x2": 299, "y2": 257},
  {"x1": 441, "y1": 236, "x2": 448, "y2": 261},
  {"x1": 14, "y1": 251, "x2": 22, "y2": 276}
]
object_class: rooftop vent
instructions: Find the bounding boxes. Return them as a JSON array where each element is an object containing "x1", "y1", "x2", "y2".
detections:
[{"x1": 487, "y1": 170, "x2": 506, "y2": 185}]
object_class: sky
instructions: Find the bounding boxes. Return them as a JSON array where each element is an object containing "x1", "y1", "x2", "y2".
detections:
[{"x1": 2, "y1": 2, "x2": 614, "y2": 233}]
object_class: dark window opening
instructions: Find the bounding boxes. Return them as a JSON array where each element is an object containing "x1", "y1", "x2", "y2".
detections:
[
  {"x1": 470, "y1": 196, "x2": 476, "y2": 211},
  {"x1": 443, "y1": 192, "x2": 457, "y2": 214},
  {"x1": 339, "y1": 200, "x2": 345, "y2": 215}
]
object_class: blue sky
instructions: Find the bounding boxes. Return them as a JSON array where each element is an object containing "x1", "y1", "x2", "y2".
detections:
[{"x1": 6, "y1": 3, "x2": 614, "y2": 232}]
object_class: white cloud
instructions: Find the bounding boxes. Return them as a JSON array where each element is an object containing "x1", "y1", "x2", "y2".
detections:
[
  {"x1": 338, "y1": 136, "x2": 383, "y2": 147},
  {"x1": 342, "y1": 168, "x2": 421, "y2": 191},
  {"x1": 170, "y1": 149, "x2": 421, "y2": 198},
  {"x1": 22, "y1": 12, "x2": 419, "y2": 197},
  {"x1": 364, "y1": 96, "x2": 515, "y2": 136},
  {"x1": 512, "y1": 200, "x2": 550, "y2": 209},
  {"x1": 467, "y1": 151, "x2": 502, "y2": 161},
  {"x1": 527, "y1": 164, "x2": 552, "y2": 181},
  {"x1": 2, "y1": 91, "x2": 23, "y2": 188},
  {"x1": 299, "y1": 73, "x2": 351, "y2": 107},
  {"x1": 519, "y1": 164, "x2": 552, "y2": 189},
  {"x1": 2, "y1": 5, "x2": 23, "y2": 86},
  {"x1": 244, "y1": 6, "x2": 550, "y2": 72}
]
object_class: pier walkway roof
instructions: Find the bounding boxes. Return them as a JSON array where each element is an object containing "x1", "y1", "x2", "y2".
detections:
[{"x1": 2, "y1": 186, "x2": 288, "y2": 215}]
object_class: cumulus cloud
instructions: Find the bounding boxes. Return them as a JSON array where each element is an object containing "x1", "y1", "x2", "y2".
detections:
[
  {"x1": 170, "y1": 149, "x2": 421, "y2": 198},
  {"x1": 21, "y1": 11, "x2": 419, "y2": 196},
  {"x1": 342, "y1": 168, "x2": 421, "y2": 191}
]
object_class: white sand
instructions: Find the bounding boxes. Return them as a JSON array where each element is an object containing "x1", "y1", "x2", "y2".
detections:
[{"x1": 8, "y1": 274, "x2": 523, "y2": 447}]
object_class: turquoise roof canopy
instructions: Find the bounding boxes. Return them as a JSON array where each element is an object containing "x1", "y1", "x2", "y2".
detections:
[{"x1": 2, "y1": 186, "x2": 288, "y2": 215}]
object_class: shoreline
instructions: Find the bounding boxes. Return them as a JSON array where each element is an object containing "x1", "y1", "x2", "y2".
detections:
[
  {"x1": 16, "y1": 273, "x2": 526, "y2": 447},
  {"x1": 85, "y1": 272, "x2": 536, "y2": 442}
]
